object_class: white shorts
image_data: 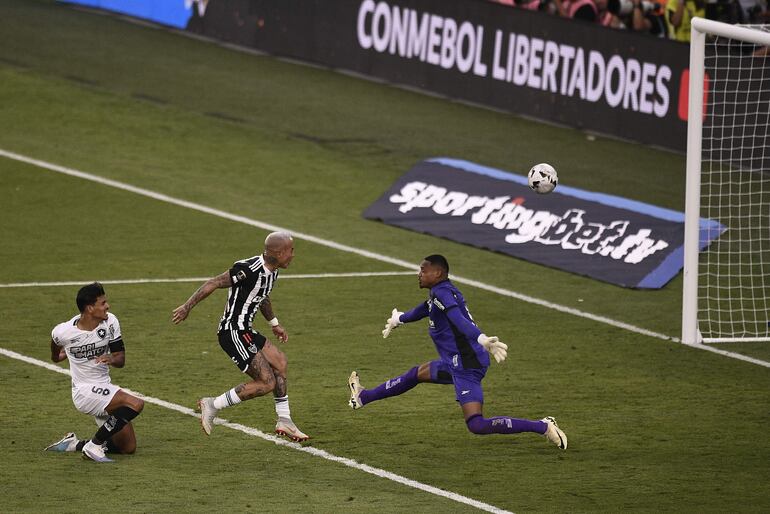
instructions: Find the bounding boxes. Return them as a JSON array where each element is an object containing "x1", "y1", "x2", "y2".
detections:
[{"x1": 72, "y1": 382, "x2": 120, "y2": 424}]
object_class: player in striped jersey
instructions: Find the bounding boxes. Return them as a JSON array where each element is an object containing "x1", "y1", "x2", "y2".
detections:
[
  {"x1": 347, "y1": 255, "x2": 567, "y2": 449},
  {"x1": 172, "y1": 231, "x2": 308, "y2": 441}
]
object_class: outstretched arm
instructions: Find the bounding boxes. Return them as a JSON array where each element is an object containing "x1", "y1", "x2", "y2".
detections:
[
  {"x1": 382, "y1": 302, "x2": 429, "y2": 338},
  {"x1": 259, "y1": 296, "x2": 288, "y2": 343},
  {"x1": 172, "y1": 271, "x2": 231, "y2": 324},
  {"x1": 400, "y1": 302, "x2": 430, "y2": 323}
]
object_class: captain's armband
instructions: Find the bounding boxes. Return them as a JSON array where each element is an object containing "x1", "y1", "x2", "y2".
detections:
[{"x1": 109, "y1": 339, "x2": 125, "y2": 353}]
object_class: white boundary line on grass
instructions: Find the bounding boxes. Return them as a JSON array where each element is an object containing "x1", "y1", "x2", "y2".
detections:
[
  {"x1": 2, "y1": 148, "x2": 768, "y2": 369},
  {"x1": 0, "y1": 347, "x2": 512, "y2": 514},
  {"x1": 0, "y1": 271, "x2": 416, "y2": 289}
]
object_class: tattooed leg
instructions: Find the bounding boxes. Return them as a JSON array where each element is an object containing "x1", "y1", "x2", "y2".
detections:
[
  {"x1": 273, "y1": 374, "x2": 287, "y2": 398},
  {"x1": 260, "y1": 340, "x2": 288, "y2": 397},
  {"x1": 238, "y1": 353, "x2": 276, "y2": 400}
]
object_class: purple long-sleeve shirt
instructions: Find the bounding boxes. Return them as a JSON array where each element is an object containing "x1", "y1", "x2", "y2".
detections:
[{"x1": 401, "y1": 279, "x2": 490, "y2": 370}]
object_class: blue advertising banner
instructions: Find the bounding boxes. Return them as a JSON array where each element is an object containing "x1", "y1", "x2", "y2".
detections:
[
  {"x1": 364, "y1": 159, "x2": 725, "y2": 289},
  {"x1": 61, "y1": 0, "x2": 194, "y2": 29}
]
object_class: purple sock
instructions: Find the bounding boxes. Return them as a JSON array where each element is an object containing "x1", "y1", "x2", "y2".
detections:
[
  {"x1": 466, "y1": 414, "x2": 547, "y2": 435},
  {"x1": 359, "y1": 366, "x2": 419, "y2": 406}
]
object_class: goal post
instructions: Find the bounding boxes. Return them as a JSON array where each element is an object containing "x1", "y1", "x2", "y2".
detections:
[{"x1": 682, "y1": 18, "x2": 770, "y2": 344}]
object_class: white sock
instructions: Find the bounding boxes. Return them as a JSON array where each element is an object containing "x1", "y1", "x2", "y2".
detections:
[
  {"x1": 213, "y1": 388, "x2": 242, "y2": 410},
  {"x1": 274, "y1": 395, "x2": 290, "y2": 419}
]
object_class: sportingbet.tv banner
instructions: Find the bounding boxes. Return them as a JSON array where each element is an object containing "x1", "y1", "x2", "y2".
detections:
[
  {"x1": 364, "y1": 159, "x2": 725, "y2": 289},
  {"x1": 61, "y1": 0, "x2": 692, "y2": 151}
]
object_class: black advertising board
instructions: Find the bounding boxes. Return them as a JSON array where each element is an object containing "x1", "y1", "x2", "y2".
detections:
[
  {"x1": 185, "y1": 0, "x2": 692, "y2": 151},
  {"x1": 63, "y1": 1, "x2": 769, "y2": 157}
]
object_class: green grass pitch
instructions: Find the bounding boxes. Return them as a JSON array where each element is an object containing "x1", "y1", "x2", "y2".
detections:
[{"x1": 0, "y1": 1, "x2": 768, "y2": 512}]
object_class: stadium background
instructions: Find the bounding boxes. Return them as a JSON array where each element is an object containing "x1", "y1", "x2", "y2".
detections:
[{"x1": 0, "y1": 0, "x2": 768, "y2": 512}]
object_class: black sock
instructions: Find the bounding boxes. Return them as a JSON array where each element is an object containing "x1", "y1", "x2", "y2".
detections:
[
  {"x1": 92, "y1": 406, "x2": 140, "y2": 444},
  {"x1": 75, "y1": 440, "x2": 86, "y2": 452}
]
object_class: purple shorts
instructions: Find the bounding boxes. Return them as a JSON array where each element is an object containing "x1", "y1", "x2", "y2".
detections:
[{"x1": 429, "y1": 359, "x2": 487, "y2": 405}]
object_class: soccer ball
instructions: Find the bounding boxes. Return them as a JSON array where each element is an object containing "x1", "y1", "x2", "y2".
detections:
[{"x1": 527, "y1": 163, "x2": 558, "y2": 194}]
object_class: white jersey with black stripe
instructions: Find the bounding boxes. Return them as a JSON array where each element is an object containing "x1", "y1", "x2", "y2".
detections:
[
  {"x1": 218, "y1": 254, "x2": 278, "y2": 332},
  {"x1": 51, "y1": 313, "x2": 123, "y2": 386}
]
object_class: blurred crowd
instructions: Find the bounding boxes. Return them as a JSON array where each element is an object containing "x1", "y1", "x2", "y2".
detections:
[{"x1": 491, "y1": 0, "x2": 770, "y2": 40}]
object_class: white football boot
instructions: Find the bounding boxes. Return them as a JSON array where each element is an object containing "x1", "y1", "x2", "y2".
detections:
[
  {"x1": 197, "y1": 397, "x2": 219, "y2": 435},
  {"x1": 44, "y1": 432, "x2": 79, "y2": 452},
  {"x1": 541, "y1": 416, "x2": 567, "y2": 450},
  {"x1": 275, "y1": 418, "x2": 309, "y2": 442},
  {"x1": 348, "y1": 371, "x2": 364, "y2": 410},
  {"x1": 82, "y1": 440, "x2": 114, "y2": 463}
]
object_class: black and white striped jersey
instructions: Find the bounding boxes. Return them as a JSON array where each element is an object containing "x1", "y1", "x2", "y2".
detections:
[{"x1": 218, "y1": 254, "x2": 279, "y2": 332}]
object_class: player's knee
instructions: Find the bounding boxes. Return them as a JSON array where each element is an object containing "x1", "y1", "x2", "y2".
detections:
[
  {"x1": 416, "y1": 363, "x2": 432, "y2": 382},
  {"x1": 465, "y1": 414, "x2": 490, "y2": 435},
  {"x1": 132, "y1": 398, "x2": 145, "y2": 413},
  {"x1": 272, "y1": 354, "x2": 288, "y2": 376},
  {"x1": 107, "y1": 434, "x2": 136, "y2": 455}
]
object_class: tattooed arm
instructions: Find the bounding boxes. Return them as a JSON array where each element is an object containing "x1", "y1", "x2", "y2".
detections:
[
  {"x1": 259, "y1": 296, "x2": 275, "y2": 321},
  {"x1": 259, "y1": 296, "x2": 288, "y2": 343},
  {"x1": 172, "y1": 271, "x2": 232, "y2": 324}
]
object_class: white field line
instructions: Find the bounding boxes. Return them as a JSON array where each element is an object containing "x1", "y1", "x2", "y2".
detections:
[
  {"x1": 0, "y1": 271, "x2": 416, "y2": 289},
  {"x1": 2, "y1": 148, "x2": 768, "y2": 369},
  {"x1": 680, "y1": 342, "x2": 770, "y2": 368},
  {"x1": 0, "y1": 347, "x2": 512, "y2": 514}
]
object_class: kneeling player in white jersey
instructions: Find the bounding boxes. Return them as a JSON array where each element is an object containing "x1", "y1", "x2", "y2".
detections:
[{"x1": 44, "y1": 282, "x2": 145, "y2": 462}]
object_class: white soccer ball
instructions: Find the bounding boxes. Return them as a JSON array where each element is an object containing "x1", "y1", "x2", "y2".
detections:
[{"x1": 527, "y1": 163, "x2": 558, "y2": 194}]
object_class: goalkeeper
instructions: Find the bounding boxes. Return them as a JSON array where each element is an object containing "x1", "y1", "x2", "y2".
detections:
[{"x1": 348, "y1": 254, "x2": 567, "y2": 449}]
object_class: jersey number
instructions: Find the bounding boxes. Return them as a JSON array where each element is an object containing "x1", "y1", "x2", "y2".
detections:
[{"x1": 91, "y1": 386, "x2": 111, "y2": 396}]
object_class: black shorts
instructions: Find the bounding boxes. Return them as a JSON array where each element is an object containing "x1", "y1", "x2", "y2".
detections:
[{"x1": 218, "y1": 329, "x2": 267, "y2": 372}]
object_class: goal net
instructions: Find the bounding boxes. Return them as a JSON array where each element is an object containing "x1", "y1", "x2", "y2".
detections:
[{"x1": 682, "y1": 19, "x2": 770, "y2": 344}]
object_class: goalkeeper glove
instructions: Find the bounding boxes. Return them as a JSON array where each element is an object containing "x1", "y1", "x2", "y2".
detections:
[
  {"x1": 477, "y1": 334, "x2": 508, "y2": 363},
  {"x1": 382, "y1": 308, "x2": 404, "y2": 338}
]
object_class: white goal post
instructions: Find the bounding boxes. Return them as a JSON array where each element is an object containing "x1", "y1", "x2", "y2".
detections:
[{"x1": 682, "y1": 18, "x2": 770, "y2": 344}]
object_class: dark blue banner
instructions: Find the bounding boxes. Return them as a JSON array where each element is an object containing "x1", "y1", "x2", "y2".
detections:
[{"x1": 364, "y1": 159, "x2": 725, "y2": 289}]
